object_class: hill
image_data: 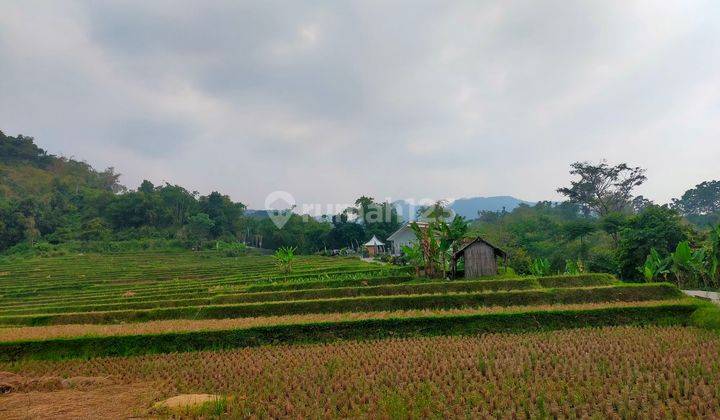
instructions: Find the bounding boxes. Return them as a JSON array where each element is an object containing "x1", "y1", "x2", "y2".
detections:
[
  {"x1": 394, "y1": 196, "x2": 534, "y2": 221},
  {"x1": 0, "y1": 130, "x2": 123, "y2": 200}
]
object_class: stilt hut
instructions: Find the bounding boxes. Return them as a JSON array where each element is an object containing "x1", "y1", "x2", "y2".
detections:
[
  {"x1": 452, "y1": 237, "x2": 507, "y2": 278},
  {"x1": 364, "y1": 235, "x2": 385, "y2": 256}
]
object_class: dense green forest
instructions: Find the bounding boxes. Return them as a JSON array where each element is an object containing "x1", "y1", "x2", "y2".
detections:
[
  {"x1": 0, "y1": 130, "x2": 400, "y2": 255},
  {"x1": 1, "y1": 130, "x2": 719, "y2": 285}
]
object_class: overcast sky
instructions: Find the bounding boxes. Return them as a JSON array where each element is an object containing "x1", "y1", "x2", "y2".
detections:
[{"x1": 1, "y1": 1, "x2": 719, "y2": 208}]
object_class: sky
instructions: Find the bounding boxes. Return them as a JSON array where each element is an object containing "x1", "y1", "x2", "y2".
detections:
[{"x1": 1, "y1": 1, "x2": 719, "y2": 209}]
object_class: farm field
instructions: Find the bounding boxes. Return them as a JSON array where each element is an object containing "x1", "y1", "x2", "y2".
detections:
[{"x1": 0, "y1": 250, "x2": 719, "y2": 418}]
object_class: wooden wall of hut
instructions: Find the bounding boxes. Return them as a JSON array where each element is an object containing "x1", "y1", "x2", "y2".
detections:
[{"x1": 463, "y1": 242, "x2": 499, "y2": 277}]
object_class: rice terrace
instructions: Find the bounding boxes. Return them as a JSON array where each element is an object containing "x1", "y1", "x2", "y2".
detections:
[
  {"x1": 3, "y1": 1, "x2": 720, "y2": 418},
  {"x1": 0, "y1": 249, "x2": 718, "y2": 417}
]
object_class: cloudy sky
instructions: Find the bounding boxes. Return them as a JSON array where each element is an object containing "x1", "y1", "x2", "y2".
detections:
[{"x1": 1, "y1": 1, "x2": 719, "y2": 208}]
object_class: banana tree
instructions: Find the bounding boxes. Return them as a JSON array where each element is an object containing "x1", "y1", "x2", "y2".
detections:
[
  {"x1": 401, "y1": 244, "x2": 423, "y2": 277},
  {"x1": 564, "y1": 259, "x2": 585, "y2": 275},
  {"x1": 710, "y1": 224, "x2": 720, "y2": 288},
  {"x1": 530, "y1": 258, "x2": 551, "y2": 276},
  {"x1": 435, "y1": 215, "x2": 468, "y2": 278},
  {"x1": 670, "y1": 241, "x2": 706, "y2": 288},
  {"x1": 274, "y1": 246, "x2": 296, "y2": 274},
  {"x1": 641, "y1": 248, "x2": 670, "y2": 282},
  {"x1": 410, "y1": 221, "x2": 438, "y2": 278}
]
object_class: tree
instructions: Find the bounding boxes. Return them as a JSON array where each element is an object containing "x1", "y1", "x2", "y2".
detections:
[
  {"x1": 641, "y1": 248, "x2": 670, "y2": 282},
  {"x1": 709, "y1": 224, "x2": 720, "y2": 287},
  {"x1": 616, "y1": 205, "x2": 686, "y2": 280},
  {"x1": 669, "y1": 241, "x2": 706, "y2": 288},
  {"x1": 186, "y1": 213, "x2": 215, "y2": 247},
  {"x1": 530, "y1": 258, "x2": 551, "y2": 276},
  {"x1": 138, "y1": 180, "x2": 155, "y2": 194},
  {"x1": 557, "y1": 161, "x2": 646, "y2": 217},
  {"x1": 436, "y1": 215, "x2": 469, "y2": 278},
  {"x1": 401, "y1": 244, "x2": 423, "y2": 277},
  {"x1": 410, "y1": 221, "x2": 438, "y2": 278},
  {"x1": 416, "y1": 200, "x2": 452, "y2": 221},
  {"x1": 599, "y1": 212, "x2": 626, "y2": 247},
  {"x1": 672, "y1": 180, "x2": 720, "y2": 217}
]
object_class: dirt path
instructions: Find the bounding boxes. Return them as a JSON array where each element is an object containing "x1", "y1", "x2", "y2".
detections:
[{"x1": 683, "y1": 290, "x2": 720, "y2": 304}]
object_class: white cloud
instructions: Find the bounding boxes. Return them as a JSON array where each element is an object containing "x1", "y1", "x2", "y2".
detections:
[{"x1": 1, "y1": 0, "x2": 719, "y2": 207}]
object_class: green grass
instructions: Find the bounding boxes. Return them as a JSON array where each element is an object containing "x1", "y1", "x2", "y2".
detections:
[
  {"x1": 0, "y1": 277, "x2": 583, "y2": 316},
  {"x1": 0, "y1": 283, "x2": 683, "y2": 326},
  {"x1": 0, "y1": 251, "x2": 705, "y2": 363},
  {"x1": 0, "y1": 301, "x2": 699, "y2": 362}
]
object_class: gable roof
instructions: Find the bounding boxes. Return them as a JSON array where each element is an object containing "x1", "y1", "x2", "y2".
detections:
[
  {"x1": 364, "y1": 235, "x2": 385, "y2": 246},
  {"x1": 387, "y1": 222, "x2": 429, "y2": 241},
  {"x1": 452, "y1": 236, "x2": 506, "y2": 259}
]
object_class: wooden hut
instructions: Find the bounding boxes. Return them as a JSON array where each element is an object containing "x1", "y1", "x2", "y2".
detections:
[
  {"x1": 364, "y1": 235, "x2": 385, "y2": 256},
  {"x1": 451, "y1": 237, "x2": 507, "y2": 278}
]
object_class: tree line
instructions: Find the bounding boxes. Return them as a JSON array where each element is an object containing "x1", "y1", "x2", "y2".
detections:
[
  {"x1": 471, "y1": 161, "x2": 720, "y2": 286},
  {"x1": 0, "y1": 131, "x2": 400, "y2": 254}
]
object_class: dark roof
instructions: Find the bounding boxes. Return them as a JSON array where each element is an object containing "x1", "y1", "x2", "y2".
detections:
[{"x1": 452, "y1": 236, "x2": 507, "y2": 259}]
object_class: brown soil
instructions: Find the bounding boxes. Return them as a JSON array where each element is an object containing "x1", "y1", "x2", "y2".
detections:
[{"x1": 0, "y1": 372, "x2": 156, "y2": 419}]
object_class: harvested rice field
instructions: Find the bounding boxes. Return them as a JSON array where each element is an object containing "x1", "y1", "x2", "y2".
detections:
[
  {"x1": 0, "y1": 250, "x2": 718, "y2": 417},
  {"x1": 2, "y1": 326, "x2": 720, "y2": 418}
]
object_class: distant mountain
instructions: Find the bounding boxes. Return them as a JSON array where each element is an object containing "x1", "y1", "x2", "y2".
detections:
[
  {"x1": 394, "y1": 196, "x2": 534, "y2": 221},
  {"x1": 450, "y1": 196, "x2": 534, "y2": 219}
]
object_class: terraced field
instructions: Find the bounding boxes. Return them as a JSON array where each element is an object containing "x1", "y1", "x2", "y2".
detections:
[{"x1": 0, "y1": 250, "x2": 718, "y2": 417}]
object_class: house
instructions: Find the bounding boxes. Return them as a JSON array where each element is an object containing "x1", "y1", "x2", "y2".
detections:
[
  {"x1": 386, "y1": 222, "x2": 428, "y2": 255},
  {"x1": 451, "y1": 236, "x2": 507, "y2": 278},
  {"x1": 364, "y1": 235, "x2": 385, "y2": 256}
]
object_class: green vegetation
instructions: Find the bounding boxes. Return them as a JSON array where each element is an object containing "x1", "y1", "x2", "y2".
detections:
[
  {"x1": 3, "y1": 132, "x2": 720, "y2": 289},
  {"x1": 0, "y1": 302, "x2": 699, "y2": 362},
  {"x1": 0, "y1": 248, "x2": 710, "y2": 362},
  {"x1": 472, "y1": 161, "x2": 720, "y2": 286}
]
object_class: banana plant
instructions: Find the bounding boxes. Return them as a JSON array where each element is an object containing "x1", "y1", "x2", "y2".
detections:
[
  {"x1": 641, "y1": 248, "x2": 670, "y2": 282},
  {"x1": 530, "y1": 258, "x2": 551, "y2": 276},
  {"x1": 401, "y1": 244, "x2": 423, "y2": 277},
  {"x1": 709, "y1": 224, "x2": 720, "y2": 287},
  {"x1": 274, "y1": 246, "x2": 296, "y2": 274},
  {"x1": 564, "y1": 259, "x2": 585, "y2": 275},
  {"x1": 670, "y1": 241, "x2": 706, "y2": 288}
]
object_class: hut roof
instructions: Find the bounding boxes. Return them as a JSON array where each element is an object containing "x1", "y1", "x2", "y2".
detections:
[
  {"x1": 452, "y1": 236, "x2": 506, "y2": 259},
  {"x1": 387, "y1": 222, "x2": 429, "y2": 241},
  {"x1": 364, "y1": 235, "x2": 385, "y2": 246}
]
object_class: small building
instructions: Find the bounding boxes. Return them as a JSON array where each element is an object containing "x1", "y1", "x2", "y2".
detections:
[
  {"x1": 452, "y1": 237, "x2": 507, "y2": 278},
  {"x1": 364, "y1": 235, "x2": 385, "y2": 256},
  {"x1": 387, "y1": 222, "x2": 429, "y2": 255}
]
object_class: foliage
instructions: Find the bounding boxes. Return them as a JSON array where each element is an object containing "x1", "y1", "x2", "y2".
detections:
[
  {"x1": 641, "y1": 248, "x2": 670, "y2": 282},
  {"x1": 274, "y1": 246, "x2": 297, "y2": 274},
  {"x1": 672, "y1": 180, "x2": 720, "y2": 217},
  {"x1": 530, "y1": 258, "x2": 551, "y2": 276},
  {"x1": 401, "y1": 244, "x2": 423, "y2": 277},
  {"x1": 564, "y1": 259, "x2": 584, "y2": 275},
  {"x1": 669, "y1": 241, "x2": 704, "y2": 288},
  {"x1": 410, "y1": 221, "x2": 439, "y2": 278},
  {"x1": 616, "y1": 205, "x2": 687, "y2": 280},
  {"x1": 556, "y1": 160, "x2": 647, "y2": 217}
]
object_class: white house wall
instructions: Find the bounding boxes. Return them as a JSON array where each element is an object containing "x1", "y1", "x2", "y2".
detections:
[{"x1": 390, "y1": 229, "x2": 418, "y2": 255}]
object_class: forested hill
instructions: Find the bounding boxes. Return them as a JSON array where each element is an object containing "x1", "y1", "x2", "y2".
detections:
[
  {"x1": 0, "y1": 130, "x2": 123, "y2": 199},
  {"x1": 0, "y1": 131, "x2": 251, "y2": 253},
  {"x1": 0, "y1": 131, "x2": 401, "y2": 255}
]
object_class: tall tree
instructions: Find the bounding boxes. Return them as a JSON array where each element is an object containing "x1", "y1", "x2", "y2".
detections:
[
  {"x1": 557, "y1": 161, "x2": 646, "y2": 217},
  {"x1": 616, "y1": 205, "x2": 686, "y2": 280},
  {"x1": 672, "y1": 180, "x2": 720, "y2": 216}
]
